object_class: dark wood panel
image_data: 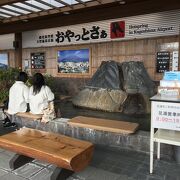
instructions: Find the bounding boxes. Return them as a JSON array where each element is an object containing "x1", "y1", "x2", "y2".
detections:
[
  {"x1": 0, "y1": 0, "x2": 26, "y2": 6},
  {"x1": 14, "y1": 32, "x2": 22, "y2": 69}
]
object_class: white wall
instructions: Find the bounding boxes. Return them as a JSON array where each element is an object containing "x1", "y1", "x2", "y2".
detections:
[{"x1": 0, "y1": 34, "x2": 14, "y2": 50}]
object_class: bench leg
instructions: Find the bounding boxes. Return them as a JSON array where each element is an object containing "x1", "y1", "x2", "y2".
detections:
[
  {"x1": 9, "y1": 154, "x2": 34, "y2": 170},
  {"x1": 51, "y1": 168, "x2": 74, "y2": 180}
]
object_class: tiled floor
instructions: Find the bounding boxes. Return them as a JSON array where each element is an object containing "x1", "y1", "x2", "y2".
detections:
[{"x1": 0, "y1": 146, "x2": 179, "y2": 180}]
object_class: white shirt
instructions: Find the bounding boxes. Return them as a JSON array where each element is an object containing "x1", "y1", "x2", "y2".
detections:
[
  {"x1": 8, "y1": 81, "x2": 29, "y2": 115},
  {"x1": 29, "y1": 85, "x2": 54, "y2": 114}
]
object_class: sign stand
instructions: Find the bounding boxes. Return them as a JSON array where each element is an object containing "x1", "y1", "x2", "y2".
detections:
[{"x1": 150, "y1": 95, "x2": 180, "y2": 174}]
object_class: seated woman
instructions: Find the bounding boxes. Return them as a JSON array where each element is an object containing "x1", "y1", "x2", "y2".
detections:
[
  {"x1": 5, "y1": 72, "x2": 29, "y2": 127},
  {"x1": 29, "y1": 73, "x2": 56, "y2": 123}
]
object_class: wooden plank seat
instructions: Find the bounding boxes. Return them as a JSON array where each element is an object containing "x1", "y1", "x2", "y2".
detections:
[
  {"x1": 4, "y1": 110, "x2": 42, "y2": 120},
  {"x1": 16, "y1": 112, "x2": 42, "y2": 120},
  {"x1": 68, "y1": 116, "x2": 139, "y2": 134},
  {"x1": 0, "y1": 127, "x2": 94, "y2": 172}
]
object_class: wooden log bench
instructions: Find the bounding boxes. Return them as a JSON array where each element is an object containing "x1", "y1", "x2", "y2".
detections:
[
  {"x1": 0, "y1": 127, "x2": 94, "y2": 180},
  {"x1": 16, "y1": 112, "x2": 42, "y2": 120},
  {"x1": 68, "y1": 116, "x2": 139, "y2": 134},
  {"x1": 4, "y1": 110, "x2": 42, "y2": 121}
]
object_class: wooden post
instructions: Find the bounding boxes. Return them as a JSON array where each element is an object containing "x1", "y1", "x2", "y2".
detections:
[
  {"x1": 14, "y1": 32, "x2": 22, "y2": 70},
  {"x1": 179, "y1": 25, "x2": 180, "y2": 71}
]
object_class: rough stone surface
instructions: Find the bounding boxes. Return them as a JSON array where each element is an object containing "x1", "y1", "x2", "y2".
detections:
[
  {"x1": 123, "y1": 94, "x2": 152, "y2": 114},
  {"x1": 72, "y1": 61, "x2": 155, "y2": 114},
  {"x1": 87, "y1": 61, "x2": 123, "y2": 90},
  {"x1": 122, "y1": 61, "x2": 155, "y2": 96},
  {"x1": 73, "y1": 88, "x2": 127, "y2": 112}
]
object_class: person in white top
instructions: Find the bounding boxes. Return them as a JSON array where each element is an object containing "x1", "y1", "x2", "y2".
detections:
[
  {"x1": 8, "y1": 72, "x2": 29, "y2": 115},
  {"x1": 29, "y1": 73, "x2": 54, "y2": 115}
]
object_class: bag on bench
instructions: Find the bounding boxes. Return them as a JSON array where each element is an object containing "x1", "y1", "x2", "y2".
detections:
[
  {"x1": 41, "y1": 101, "x2": 56, "y2": 123},
  {"x1": 1, "y1": 99, "x2": 15, "y2": 127}
]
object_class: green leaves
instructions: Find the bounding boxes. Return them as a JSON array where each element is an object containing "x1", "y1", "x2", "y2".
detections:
[{"x1": 0, "y1": 68, "x2": 20, "y2": 103}]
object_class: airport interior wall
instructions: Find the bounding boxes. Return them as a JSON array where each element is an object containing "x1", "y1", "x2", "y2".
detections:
[{"x1": 0, "y1": 35, "x2": 179, "y2": 96}]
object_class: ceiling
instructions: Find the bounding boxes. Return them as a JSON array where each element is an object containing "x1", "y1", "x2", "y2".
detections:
[
  {"x1": 0, "y1": 0, "x2": 112, "y2": 22},
  {"x1": 0, "y1": 0, "x2": 180, "y2": 35}
]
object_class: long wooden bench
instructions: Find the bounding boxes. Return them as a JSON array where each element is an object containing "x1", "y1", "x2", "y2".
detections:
[
  {"x1": 4, "y1": 110, "x2": 42, "y2": 120},
  {"x1": 0, "y1": 127, "x2": 94, "y2": 179},
  {"x1": 16, "y1": 112, "x2": 42, "y2": 120},
  {"x1": 68, "y1": 116, "x2": 139, "y2": 134}
]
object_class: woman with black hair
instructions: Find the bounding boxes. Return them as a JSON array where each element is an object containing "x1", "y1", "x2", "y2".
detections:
[{"x1": 29, "y1": 73, "x2": 55, "y2": 122}]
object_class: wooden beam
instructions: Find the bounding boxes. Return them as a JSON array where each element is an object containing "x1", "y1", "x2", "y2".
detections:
[
  {"x1": 0, "y1": 0, "x2": 180, "y2": 34},
  {"x1": 14, "y1": 32, "x2": 22, "y2": 69},
  {"x1": 179, "y1": 26, "x2": 180, "y2": 71},
  {"x1": 95, "y1": 0, "x2": 102, "y2": 4},
  {"x1": 0, "y1": 0, "x2": 26, "y2": 6}
]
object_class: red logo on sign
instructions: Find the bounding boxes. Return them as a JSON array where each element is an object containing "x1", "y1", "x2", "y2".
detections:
[{"x1": 110, "y1": 21, "x2": 125, "y2": 39}]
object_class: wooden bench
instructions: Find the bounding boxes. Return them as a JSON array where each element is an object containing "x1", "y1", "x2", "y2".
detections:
[
  {"x1": 4, "y1": 110, "x2": 42, "y2": 120},
  {"x1": 16, "y1": 112, "x2": 42, "y2": 120},
  {"x1": 0, "y1": 127, "x2": 94, "y2": 179},
  {"x1": 68, "y1": 116, "x2": 139, "y2": 134}
]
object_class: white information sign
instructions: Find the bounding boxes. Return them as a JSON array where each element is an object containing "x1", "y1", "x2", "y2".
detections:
[
  {"x1": 152, "y1": 101, "x2": 180, "y2": 131},
  {"x1": 22, "y1": 9, "x2": 180, "y2": 48},
  {"x1": 172, "y1": 51, "x2": 179, "y2": 71}
]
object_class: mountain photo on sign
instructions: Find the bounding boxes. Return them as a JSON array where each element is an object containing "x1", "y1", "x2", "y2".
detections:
[{"x1": 57, "y1": 49, "x2": 89, "y2": 74}]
